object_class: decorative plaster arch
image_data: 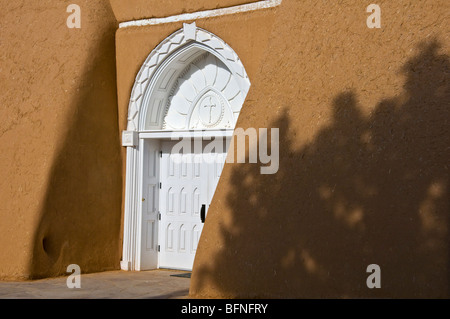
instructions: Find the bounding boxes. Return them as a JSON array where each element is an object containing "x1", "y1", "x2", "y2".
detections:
[
  {"x1": 120, "y1": 23, "x2": 251, "y2": 271},
  {"x1": 126, "y1": 22, "x2": 251, "y2": 132}
]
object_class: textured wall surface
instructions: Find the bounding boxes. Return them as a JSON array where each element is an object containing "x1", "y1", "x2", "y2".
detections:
[
  {"x1": 0, "y1": 0, "x2": 122, "y2": 280},
  {"x1": 190, "y1": 0, "x2": 450, "y2": 298},
  {"x1": 2, "y1": 0, "x2": 448, "y2": 300},
  {"x1": 110, "y1": 0, "x2": 259, "y2": 22}
]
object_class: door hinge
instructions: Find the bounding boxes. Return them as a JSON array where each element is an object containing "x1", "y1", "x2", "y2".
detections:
[
  {"x1": 159, "y1": 151, "x2": 162, "y2": 157},
  {"x1": 158, "y1": 212, "x2": 161, "y2": 220},
  {"x1": 159, "y1": 182, "x2": 162, "y2": 189},
  {"x1": 157, "y1": 245, "x2": 160, "y2": 252}
]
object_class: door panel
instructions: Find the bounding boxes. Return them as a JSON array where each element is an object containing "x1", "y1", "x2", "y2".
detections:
[
  {"x1": 139, "y1": 139, "x2": 160, "y2": 270},
  {"x1": 158, "y1": 139, "x2": 227, "y2": 270}
]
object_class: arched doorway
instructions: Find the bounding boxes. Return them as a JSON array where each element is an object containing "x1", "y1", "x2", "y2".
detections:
[{"x1": 121, "y1": 23, "x2": 250, "y2": 271}]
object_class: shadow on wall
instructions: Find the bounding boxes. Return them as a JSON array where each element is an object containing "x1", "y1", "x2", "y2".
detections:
[
  {"x1": 191, "y1": 40, "x2": 450, "y2": 298},
  {"x1": 28, "y1": 23, "x2": 123, "y2": 278}
]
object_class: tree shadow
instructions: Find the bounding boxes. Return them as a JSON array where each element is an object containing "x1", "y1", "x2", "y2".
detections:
[
  {"x1": 28, "y1": 10, "x2": 123, "y2": 278},
  {"x1": 191, "y1": 39, "x2": 450, "y2": 298}
]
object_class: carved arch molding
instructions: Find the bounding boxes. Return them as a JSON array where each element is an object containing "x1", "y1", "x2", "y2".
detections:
[
  {"x1": 120, "y1": 23, "x2": 251, "y2": 271},
  {"x1": 125, "y1": 22, "x2": 251, "y2": 133}
]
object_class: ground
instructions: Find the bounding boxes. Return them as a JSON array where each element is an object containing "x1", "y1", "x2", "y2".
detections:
[{"x1": 0, "y1": 269, "x2": 190, "y2": 299}]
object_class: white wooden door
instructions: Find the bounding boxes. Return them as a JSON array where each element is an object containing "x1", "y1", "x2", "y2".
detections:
[
  {"x1": 139, "y1": 139, "x2": 160, "y2": 270},
  {"x1": 158, "y1": 139, "x2": 227, "y2": 270}
]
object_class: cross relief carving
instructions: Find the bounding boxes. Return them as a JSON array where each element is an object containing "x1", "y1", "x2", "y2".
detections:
[{"x1": 203, "y1": 96, "x2": 216, "y2": 124}]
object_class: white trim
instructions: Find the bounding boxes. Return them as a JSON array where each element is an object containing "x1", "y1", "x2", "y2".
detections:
[
  {"x1": 139, "y1": 129, "x2": 234, "y2": 139},
  {"x1": 119, "y1": 0, "x2": 282, "y2": 28},
  {"x1": 121, "y1": 27, "x2": 250, "y2": 271},
  {"x1": 122, "y1": 130, "x2": 139, "y2": 147},
  {"x1": 126, "y1": 23, "x2": 251, "y2": 132}
]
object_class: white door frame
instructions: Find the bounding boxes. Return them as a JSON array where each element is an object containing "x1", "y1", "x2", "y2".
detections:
[
  {"x1": 120, "y1": 23, "x2": 250, "y2": 271},
  {"x1": 126, "y1": 130, "x2": 233, "y2": 271}
]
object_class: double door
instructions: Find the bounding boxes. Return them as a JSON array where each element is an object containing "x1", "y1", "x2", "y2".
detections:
[{"x1": 139, "y1": 138, "x2": 227, "y2": 270}]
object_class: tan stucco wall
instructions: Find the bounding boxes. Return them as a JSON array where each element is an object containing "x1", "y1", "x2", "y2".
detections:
[
  {"x1": 110, "y1": 0, "x2": 259, "y2": 22},
  {"x1": 2, "y1": 0, "x2": 447, "y2": 299},
  {"x1": 190, "y1": 0, "x2": 450, "y2": 298},
  {"x1": 0, "y1": 0, "x2": 122, "y2": 280}
]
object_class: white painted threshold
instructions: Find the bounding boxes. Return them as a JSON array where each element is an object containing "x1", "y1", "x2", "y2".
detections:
[
  {"x1": 139, "y1": 129, "x2": 234, "y2": 139},
  {"x1": 119, "y1": 0, "x2": 282, "y2": 28}
]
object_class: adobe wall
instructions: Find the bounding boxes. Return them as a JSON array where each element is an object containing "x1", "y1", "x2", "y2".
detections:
[
  {"x1": 0, "y1": 0, "x2": 122, "y2": 280},
  {"x1": 3, "y1": 0, "x2": 446, "y2": 300},
  {"x1": 190, "y1": 0, "x2": 450, "y2": 298},
  {"x1": 110, "y1": 0, "x2": 260, "y2": 22}
]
